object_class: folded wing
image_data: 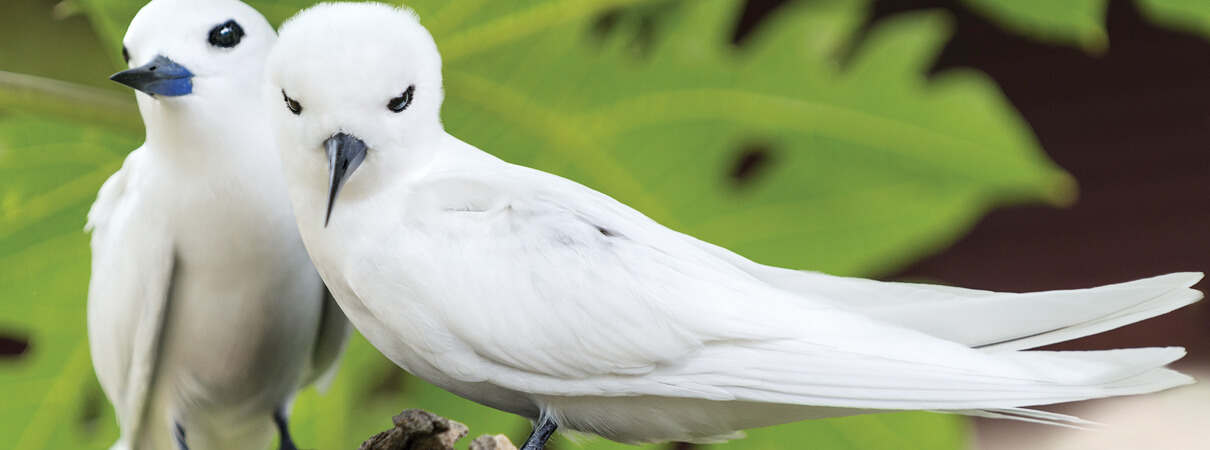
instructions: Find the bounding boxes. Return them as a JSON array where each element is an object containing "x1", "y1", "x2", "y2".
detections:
[
  {"x1": 369, "y1": 164, "x2": 1192, "y2": 423},
  {"x1": 86, "y1": 149, "x2": 177, "y2": 449}
]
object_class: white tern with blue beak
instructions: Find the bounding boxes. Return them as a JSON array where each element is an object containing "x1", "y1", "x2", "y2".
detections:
[
  {"x1": 267, "y1": 3, "x2": 1201, "y2": 448},
  {"x1": 88, "y1": 0, "x2": 349, "y2": 449}
]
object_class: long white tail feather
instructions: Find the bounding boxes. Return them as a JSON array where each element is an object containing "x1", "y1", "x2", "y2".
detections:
[
  {"x1": 852, "y1": 273, "x2": 1203, "y2": 350},
  {"x1": 731, "y1": 264, "x2": 1202, "y2": 351},
  {"x1": 946, "y1": 408, "x2": 1098, "y2": 428},
  {"x1": 978, "y1": 278, "x2": 1202, "y2": 351},
  {"x1": 977, "y1": 274, "x2": 1205, "y2": 350},
  {"x1": 692, "y1": 345, "x2": 1193, "y2": 412},
  {"x1": 690, "y1": 235, "x2": 1203, "y2": 352}
]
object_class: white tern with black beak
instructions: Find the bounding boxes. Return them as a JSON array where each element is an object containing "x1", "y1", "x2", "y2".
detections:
[
  {"x1": 88, "y1": 0, "x2": 349, "y2": 449},
  {"x1": 267, "y1": 3, "x2": 1201, "y2": 448}
]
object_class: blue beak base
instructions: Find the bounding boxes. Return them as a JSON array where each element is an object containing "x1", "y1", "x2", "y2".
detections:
[{"x1": 110, "y1": 55, "x2": 194, "y2": 97}]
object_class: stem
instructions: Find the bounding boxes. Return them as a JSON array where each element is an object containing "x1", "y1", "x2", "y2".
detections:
[{"x1": 0, "y1": 70, "x2": 142, "y2": 132}]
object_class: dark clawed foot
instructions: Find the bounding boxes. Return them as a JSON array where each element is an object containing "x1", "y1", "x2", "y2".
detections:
[
  {"x1": 518, "y1": 416, "x2": 557, "y2": 450},
  {"x1": 174, "y1": 421, "x2": 190, "y2": 450},
  {"x1": 274, "y1": 407, "x2": 299, "y2": 450}
]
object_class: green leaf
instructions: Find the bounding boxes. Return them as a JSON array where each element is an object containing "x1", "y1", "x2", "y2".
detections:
[
  {"x1": 0, "y1": 0, "x2": 124, "y2": 90},
  {"x1": 0, "y1": 114, "x2": 137, "y2": 450},
  {"x1": 438, "y1": 0, "x2": 1071, "y2": 276},
  {"x1": 962, "y1": 0, "x2": 1109, "y2": 52},
  {"x1": 0, "y1": 0, "x2": 1075, "y2": 449},
  {"x1": 1137, "y1": 0, "x2": 1210, "y2": 39},
  {"x1": 963, "y1": 0, "x2": 1210, "y2": 49},
  {"x1": 729, "y1": 412, "x2": 968, "y2": 450},
  {"x1": 0, "y1": 71, "x2": 141, "y2": 133},
  {"x1": 0, "y1": 0, "x2": 140, "y2": 137}
]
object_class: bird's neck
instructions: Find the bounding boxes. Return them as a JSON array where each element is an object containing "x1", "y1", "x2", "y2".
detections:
[{"x1": 140, "y1": 93, "x2": 273, "y2": 169}]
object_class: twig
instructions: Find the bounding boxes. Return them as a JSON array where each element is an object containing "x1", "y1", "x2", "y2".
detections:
[{"x1": 0, "y1": 70, "x2": 141, "y2": 132}]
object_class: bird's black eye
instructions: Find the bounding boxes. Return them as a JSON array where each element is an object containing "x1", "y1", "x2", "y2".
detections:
[
  {"x1": 121, "y1": 46, "x2": 130, "y2": 64},
  {"x1": 208, "y1": 20, "x2": 244, "y2": 48},
  {"x1": 387, "y1": 85, "x2": 415, "y2": 113},
  {"x1": 283, "y1": 90, "x2": 302, "y2": 115}
]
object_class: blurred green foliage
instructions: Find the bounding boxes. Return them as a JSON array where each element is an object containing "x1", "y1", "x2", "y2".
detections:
[
  {"x1": 13, "y1": 0, "x2": 1209, "y2": 448},
  {"x1": 1137, "y1": 0, "x2": 1210, "y2": 38},
  {"x1": 962, "y1": 0, "x2": 1110, "y2": 52},
  {"x1": 963, "y1": 0, "x2": 1210, "y2": 51}
]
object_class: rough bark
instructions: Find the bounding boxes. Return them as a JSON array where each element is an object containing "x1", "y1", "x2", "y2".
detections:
[{"x1": 358, "y1": 409, "x2": 517, "y2": 450}]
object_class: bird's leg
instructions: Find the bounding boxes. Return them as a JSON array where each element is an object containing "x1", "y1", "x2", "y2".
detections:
[
  {"x1": 273, "y1": 407, "x2": 298, "y2": 450},
  {"x1": 174, "y1": 421, "x2": 190, "y2": 450},
  {"x1": 519, "y1": 416, "x2": 558, "y2": 450}
]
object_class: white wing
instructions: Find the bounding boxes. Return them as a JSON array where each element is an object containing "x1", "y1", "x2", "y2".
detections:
[
  {"x1": 86, "y1": 148, "x2": 176, "y2": 448},
  {"x1": 354, "y1": 161, "x2": 1190, "y2": 415},
  {"x1": 301, "y1": 288, "x2": 350, "y2": 392}
]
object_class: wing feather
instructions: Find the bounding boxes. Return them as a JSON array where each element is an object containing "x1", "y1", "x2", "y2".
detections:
[
  {"x1": 86, "y1": 148, "x2": 176, "y2": 448},
  {"x1": 357, "y1": 161, "x2": 1190, "y2": 418},
  {"x1": 302, "y1": 288, "x2": 351, "y2": 392}
]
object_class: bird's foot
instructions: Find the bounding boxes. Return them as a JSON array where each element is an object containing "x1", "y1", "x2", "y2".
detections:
[
  {"x1": 274, "y1": 407, "x2": 298, "y2": 450},
  {"x1": 518, "y1": 417, "x2": 557, "y2": 450},
  {"x1": 174, "y1": 421, "x2": 190, "y2": 450}
]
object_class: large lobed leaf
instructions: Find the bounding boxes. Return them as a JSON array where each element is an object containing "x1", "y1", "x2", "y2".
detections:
[
  {"x1": 0, "y1": 115, "x2": 135, "y2": 449},
  {"x1": 432, "y1": 0, "x2": 1070, "y2": 277},
  {"x1": 0, "y1": 0, "x2": 1075, "y2": 448}
]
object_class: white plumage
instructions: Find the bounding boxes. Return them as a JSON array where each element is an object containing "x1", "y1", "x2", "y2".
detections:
[
  {"x1": 87, "y1": 1, "x2": 349, "y2": 449},
  {"x1": 267, "y1": 2, "x2": 1200, "y2": 446}
]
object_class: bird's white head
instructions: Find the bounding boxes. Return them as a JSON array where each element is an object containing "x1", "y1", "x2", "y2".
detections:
[
  {"x1": 114, "y1": 0, "x2": 275, "y2": 109},
  {"x1": 267, "y1": 2, "x2": 445, "y2": 227}
]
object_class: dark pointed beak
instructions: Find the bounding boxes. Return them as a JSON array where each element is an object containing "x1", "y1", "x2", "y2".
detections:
[
  {"x1": 324, "y1": 132, "x2": 368, "y2": 227},
  {"x1": 110, "y1": 55, "x2": 194, "y2": 97}
]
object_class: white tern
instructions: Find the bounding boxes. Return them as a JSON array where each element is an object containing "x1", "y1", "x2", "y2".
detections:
[
  {"x1": 266, "y1": 3, "x2": 1202, "y2": 448},
  {"x1": 87, "y1": 0, "x2": 349, "y2": 449}
]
